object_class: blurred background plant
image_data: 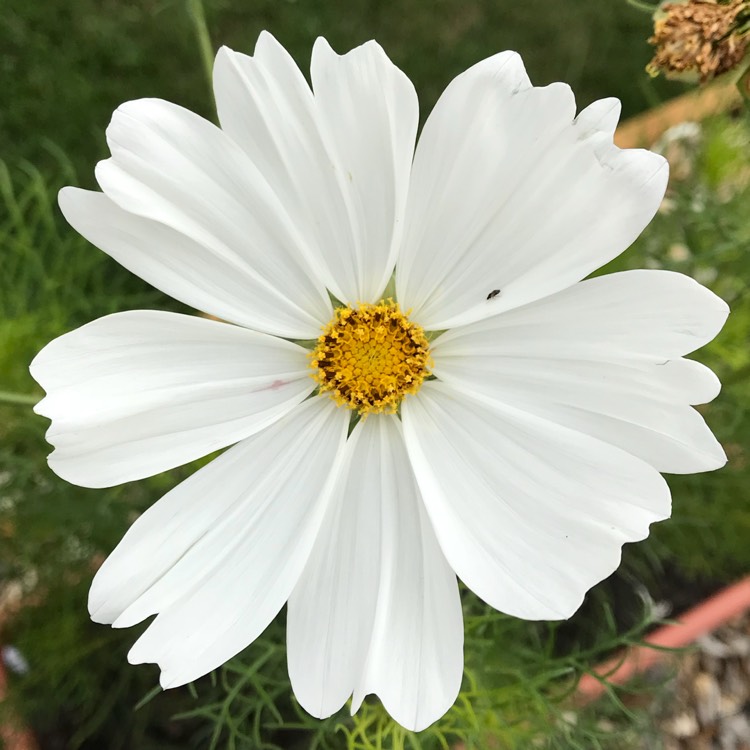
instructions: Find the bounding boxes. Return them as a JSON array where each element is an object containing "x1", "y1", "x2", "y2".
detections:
[{"x1": 1, "y1": 1, "x2": 749, "y2": 748}]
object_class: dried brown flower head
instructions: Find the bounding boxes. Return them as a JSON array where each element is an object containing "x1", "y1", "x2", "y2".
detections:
[{"x1": 648, "y1": 0, "x2": 750, "y2": 83}]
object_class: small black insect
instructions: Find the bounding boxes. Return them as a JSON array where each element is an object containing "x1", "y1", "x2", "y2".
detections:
[{"x1": 486, "y1": 289, "x2": 501, "y2": 300}]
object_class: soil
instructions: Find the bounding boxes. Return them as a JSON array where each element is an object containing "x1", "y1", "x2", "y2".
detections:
[{"x1": 642, "y1": 612, "x2": 750, "y2": 750}]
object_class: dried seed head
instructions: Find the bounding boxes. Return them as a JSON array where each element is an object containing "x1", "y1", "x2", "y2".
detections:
[{"x1": 647, "y1": 0, "x2": 750, "y2": 83}]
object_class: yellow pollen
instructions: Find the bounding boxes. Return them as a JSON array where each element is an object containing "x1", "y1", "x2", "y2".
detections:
[{"x1": 310, "y1": 300, "x2": 431, "y2": 415}]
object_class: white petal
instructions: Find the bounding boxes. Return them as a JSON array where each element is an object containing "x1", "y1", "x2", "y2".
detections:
[
  {"x1": 311, "y1": 38, "x2": 418, "y2": 302},
  {"x1": 30, "y1": 311, "x2": 315, "y2": 488},
  {"x1": 286, "y1": 420, "x2": 381, "y2": 720},
  {"x1": 212, "y1": 38, "x2": 353, "y2": 303},
  {"x1": 214, "y1": 34, "x2": 418, "y2": 304},
  {"x1": 396, "y1": 53, "x2": 668, "y2": 329},
  {"x1": 95, "y1": 97, "x2": 332, "y2": 337},
  {"x1": 402, "y1": 382, "x2": 671, "y2": 621},
  {"x1": 434, "y1": 356, "x2": 724, "y2": 474},
  {"x1": 58, "y1": 188, "x2": 322, "y2": 338},
  {"x1": 89, "y1": 397, "x2": 349, "y2": 689},
  {"x1": 351, "y1": 418, "x2": 464, "y2": 731},
  {"x1": 434, "y1": 271, "x2": 729, "y2": 362},
  {"x1": 431, "y1": 270, "x2": 727, "y2": 474},
  {"x1": 287, "y1": 415, "x2": 463, "y2": 732}
]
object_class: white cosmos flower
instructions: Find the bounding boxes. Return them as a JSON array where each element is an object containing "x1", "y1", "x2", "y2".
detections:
[{"x1": 30, "y1": 32, "x2": 728, "y2": 731}]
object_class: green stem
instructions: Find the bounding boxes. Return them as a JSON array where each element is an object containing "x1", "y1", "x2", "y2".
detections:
[
  {"x1": 0, "y1": 390, "x2": 38, "y2": 406},
  {"x1": 186, "y1": 0, "x2": 215, "y2": 107},
  {"x1": 626, "y1": 0, "x2": 658, "y2": 13}
]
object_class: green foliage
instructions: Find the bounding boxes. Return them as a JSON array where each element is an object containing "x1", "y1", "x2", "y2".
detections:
[
  {"x1": 0, "y1": 150, "x2": 168, "y2": 395},
  {"x1": 0, "y1": 0, "x2": 682, "y2": 176},
  {"x1": 151, "y1": 596, "x2": 665, "y2": 750}
]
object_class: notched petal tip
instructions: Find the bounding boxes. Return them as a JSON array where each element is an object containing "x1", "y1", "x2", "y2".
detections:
[
  {"x1": 46, "y1": 454, "x2": 114, "y2": 490},
  {"x1": 213, "y1": 44, "x2": 236, "y2": 69},
  {"x1": 88, "y1": 571, "x2": 122, "y2": 625},
  {"x1": 679, "y1": 431, "x2": 727, "y2": 474},
  {"x1": 212, "y1": 45, "x2": 248, "y2": 94},
  {"x1": 346, "y1": 38, "x2": 389, "y2": 60},
  {"x1": 677, "y1": 273, "x2": 730, "y2": 348},
  {"x1": 30, "y1": 395, "x2": 48, "y2": 418},
  {"x1": 529, "y1": 80, "x2": 577, "y2": 122},
  {"x1": 311, "y1": 35, "x2": 395, "y2": 78},
  {"x1": 92, "y1": 158, "x2": 112, "y2": 187},
  {"x1": 128, "y1": 633, "x2": 191, "y2": 691},
  {"x1": 711, "y1": 289, "x2": 731, "y2": 323},
  {"x1": 87, "y1": 599, "x2": 113, "y2": 626},
  {"x1": 711, "y1": 445, "x2": 729, "y2": 471},
  {"x1": 103, "y1": 97, "x2": 185, "y2": 153},
  {"x1": 126, "y1": 640, "x2": 148, "y2": 667},
  {"x1": 311, "y1": 35, "x2": 333, "y2": 55},
  {"x1": 550, "y1": 592, "x2": 586, "y2": 622},
  {"x1": 159, "y1": 672, "x2": 186, "y2": 690},
  {"x1": 592, "y1": 135, "x2": 670, "y2": 183},
  {"x1": 108, "y1": 97, "x2": 162, "y2": 125},
  {"x1": 56, "y1": 185, "x2": 99, "y2": 235},
  {"x1": 253, "y1": 30, "x2": 308, "y2": 72},
  {"x1": 469, "y1": 49, "x2": 531, "y2": 94},
  {"x1": 57, "y1": 184, "x2": 79, "y2": 212},
  {"x1": 27, "y1": 348, "x2": 46, "y2": 386},
  {"x1": 255, "y1": 28, "x2": 283, "y2": 53},
  {"x1": 692, "y1": 365, "x2": 723, "y2": 406},
  {"x1": 631, "y1": 147, "x2": 670, "y2": 180},
  {"x1": 575, "y1": 97, "x2": 622, "y2": 138}
]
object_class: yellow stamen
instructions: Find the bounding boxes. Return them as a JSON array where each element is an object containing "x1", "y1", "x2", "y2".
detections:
[{"x1": 310, "y1": 300, "x2": 431, "y2": 415}]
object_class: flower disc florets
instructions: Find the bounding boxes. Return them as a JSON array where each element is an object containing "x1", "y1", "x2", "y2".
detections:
[{"x1": 311, "y1": 301, "x2": 431, "y2": 415}]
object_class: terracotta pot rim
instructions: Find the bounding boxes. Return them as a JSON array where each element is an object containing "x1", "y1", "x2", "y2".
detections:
[{"x1": 575, "y1": 574, "x2": 750, "y2": 705}]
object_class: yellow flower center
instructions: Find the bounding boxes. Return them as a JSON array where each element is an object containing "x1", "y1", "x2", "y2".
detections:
[{"x1": 310, "y1": 300, "x2": 431, "y2": 415}]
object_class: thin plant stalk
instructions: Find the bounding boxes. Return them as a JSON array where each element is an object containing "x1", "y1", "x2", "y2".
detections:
[
  {"x1": 626, "y1": 0, "x2": 658, "y2": 13},
  {"x1": 186, "y1": 0, "x2": 215, "y2": 112},
  {"x1": 0, "y1": 390, "x2": 38, "y2": 406}
]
